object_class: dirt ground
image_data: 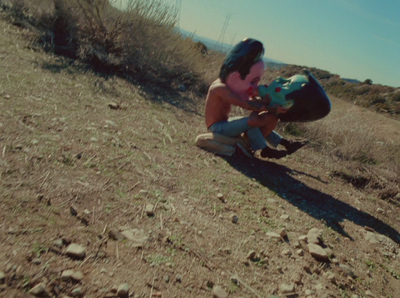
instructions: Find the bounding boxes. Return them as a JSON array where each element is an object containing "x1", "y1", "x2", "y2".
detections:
[{"x1": 1, "y1": 13, "x2": 400, "y2": 297}]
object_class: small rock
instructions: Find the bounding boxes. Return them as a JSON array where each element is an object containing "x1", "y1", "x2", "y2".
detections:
[
  {"x1": 246, "y1": 250, "x2": 257, "y2": 261},
  {"x1": 109, "y1": 229, "x2": 125, "y2": 241},
  {"x1": 61, "y1": 269, "x2": 75, "y2": 281},
  {"x1": 365, "y1": 290, "x2": 375, "y2": 297},
  {"x1": 296, "y1": 249, "x2": 304, "y2": 256},
  {"x1": 71, "y1": 271, "x2": 84, "y2": 282},
  {"x1": 108, "y1": 102, "x2": 120, "y2": 110},
  {"x1": 377, "y1": 208, "x2": 385, "y2": 214},
  {"x1": 53, "y1": 239, "x2": 64, "y2": 249},
  {"x1": 307, "y1": 228, "x2": 322, "y2": 244},
  {"x1": 71, "y1": 286, "x2": 84, "y2": 297},
  {"x1": 104, "y1": 120, "x2": 117, "y2": 127},
  {"x1": 281, "y1": 249, "x2": 291, "y2": 256},
  {"x1": 117, "y1": 283, "x2": 129, "y2": 297},
  {"x1": 29, "y1": 283, "x2": 47, "y2": 296},
  {"x1": 217, "y1": 193, "x2": 225, "y2": 202},
  {"x1": 121, "y1": 229, "x2": 148, "y2": 248},
  {"x1": 266, "y1": 232, "x2": 282, "y2": 240},
  {"x1": 298, "y1": 235, "x2": 308, "y2": 242},
  {"x1": 280, "y1": 283, "x2": 295, "y2": 294},
  {"x1": 304, "y1": 289, "x2": 313, "y2": 295},
  {"x1": 231, "y1": 214, "x2": 239, "y2": 224},
  {"x1": 65, "y1": 243, "x2": 86, "y2": 260},
  {"x1": 212, "y1": 285, "x2": 228, "y2": 298},
  {"x1": 176, "y1": 274, "x2": 182, "y2": 283},
  {"x1": 145, "y1": 204, "x2": 155, "y2": 216},
  {"x1": 308, "y1": 243, "x2": 329, "y2": 261},
  {"x1": 280, "y1": 228, "x2": 288, "y2": 239},
  {"x1": 164, "y1": 275, "x2": 170, "y2": 283},
  {"x1": 280, "y1": 214, "x2": 290, "y2": 221},
  {"x1": 70, "y1": 205, "x2": 78, "y2": 217}
]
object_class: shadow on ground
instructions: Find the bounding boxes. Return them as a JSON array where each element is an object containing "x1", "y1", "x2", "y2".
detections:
[{"x1": 224, "y1": 155, "x2": 400, "y2": 244}]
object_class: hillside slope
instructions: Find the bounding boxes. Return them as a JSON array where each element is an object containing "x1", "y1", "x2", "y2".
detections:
[{"x1": 1, "y1": 14, "x2": 400, "y2": 297}]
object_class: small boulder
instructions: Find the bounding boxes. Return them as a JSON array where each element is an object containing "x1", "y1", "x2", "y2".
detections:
[{"x1": 65, "y1": 243, "x2": 86, "y2": 260}]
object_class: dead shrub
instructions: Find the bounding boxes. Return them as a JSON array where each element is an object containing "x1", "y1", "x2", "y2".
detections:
[{"x1": 2, "y1": 0, "x2": 211, "y2": 91}]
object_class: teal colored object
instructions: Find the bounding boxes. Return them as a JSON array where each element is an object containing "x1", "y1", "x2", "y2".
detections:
[
  {"x1": 258, "y1": 75, "x2": 308, "y2": 109},
  {"x1": 258, "y1": 69, "x2": 331, "y2": 122}
]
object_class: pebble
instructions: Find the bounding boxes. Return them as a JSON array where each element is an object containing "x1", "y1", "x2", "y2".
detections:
[
  {"x1": 29, "y1": 283, "x2": 47, "y2": 296},
  {"x1": 61, "y1": 269, "x2": 75, "y2": 281},
  {"x1": 280, "y1": 214, "x2": 290, "y2": 221},
  {"x1": 266, "y1": 232, "x2": 282, "y2": 240},
  {"x1": 365, "y1": 290, "x2": 375, "y2": 297},
  {"x1": 0, "y1": 271, "x2": 5, "y2": 283},
  {"x1": 117, "y1": 283, "x2": 130, "y2": 297},
  {"x1": 280, "y1": 283, "x2": 295, "y2": 294},
  {"x1": 217, "y1": 193, "x2": 225, "y2": 202},
  {"x1": 108, "y1": 102, "x2": 120, "y2": 110},
  {"x1": 61, "y1": 269, "x2": 84, "y2": 282},
  {"x1": 71, "y1": 271, "x2": 84, "y2": 282},
  {"x1": 298, "y1": 235, "x2": 308, "y2": 242},
  {"x1": 308, "y1": 243, "x2": 329, "y2": 261},
  {"x1": 145, "y1": 204, "x2": 155, "y2": 216},
  {"x1": 65, "y1": 243, "x2": 86, "y2": 259},
  {"x1": 307, "y1": 228, "x2": 322, "y2": 244},
  {"x1": 71, "y1": 287, "x2": 84, "y2": 297},
  {"x1": 246, "y1": 250, "x2": 257, "y2": 261},
  {"x1": 53, "y1": 239, "x2": 64, "y2": 249},
  {"x1": 121, "y1": 229, "x2": 148, "y2": 248},
  {"x1": 280, "y1": 228, "x2": 288, "y2": 239},
  {"x1": 231, "y1": 214, "x2": 239, "y2": 224},
  {"x1": 212, "y1": 285, "x2": 228, "y2": 298},
  {"x1": 109, "y1": 229, "x2": 125, "y2": 241}
]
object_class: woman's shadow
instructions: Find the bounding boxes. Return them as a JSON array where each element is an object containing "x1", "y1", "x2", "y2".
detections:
[{"x1": 224, "y1": 155, "x2": 400, "y2": 244}]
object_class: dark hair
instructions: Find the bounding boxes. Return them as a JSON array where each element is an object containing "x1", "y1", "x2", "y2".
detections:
[{"x1": 219, "y1": 38, "x2": 265, "y2": 82}]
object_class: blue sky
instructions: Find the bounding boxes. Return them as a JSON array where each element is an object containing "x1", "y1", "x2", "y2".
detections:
[
  {"x1": 173, "y1": 0, "x2": 400, "y2": 87},
  {"x1": 115, "y1": 0, "x2": 400, "y2": 87}
]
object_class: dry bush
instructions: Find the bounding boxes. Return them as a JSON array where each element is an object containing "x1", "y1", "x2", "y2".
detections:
[{"x1": 1, "y1": 0, "x2": 213, "y2": 92}]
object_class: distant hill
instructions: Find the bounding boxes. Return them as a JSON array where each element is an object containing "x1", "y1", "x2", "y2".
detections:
[
  {"x1": 342, "y1": 78, "x2": 361, "y2": 84},
  {"x1": 178, "y1": 28, "x2": 286, "y2": 68}
]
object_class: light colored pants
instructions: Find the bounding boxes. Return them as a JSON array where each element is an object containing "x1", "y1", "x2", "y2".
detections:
[{"x1": 208, "y1": 116, "x2": 282, "y2": 150}]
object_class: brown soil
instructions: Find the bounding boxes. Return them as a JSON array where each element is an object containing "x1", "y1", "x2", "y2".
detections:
[{"x1": 0, "y1": 13, "x2": 399, "y2": 297}]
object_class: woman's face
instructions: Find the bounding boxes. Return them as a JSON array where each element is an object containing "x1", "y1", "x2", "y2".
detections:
[{"x1": 226, "y1": 60, "x2": 265, "y2": 99}]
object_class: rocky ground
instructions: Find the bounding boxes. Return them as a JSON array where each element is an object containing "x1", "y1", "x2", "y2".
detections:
[{"x1": 1, "y1": 12, "x2": 400, "y2": 298}]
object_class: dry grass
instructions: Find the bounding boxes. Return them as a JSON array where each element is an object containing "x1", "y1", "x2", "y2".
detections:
[
  {"x1": 0, "y1": 0, "x2": 219, "y2": 92},
  {"x1": 1, "y1": 10, "x2": 400, "y2": 297},
  {"x1": 277, "y1": 97, "x2": 400, "y2": 203},
  {"x1": 1, "y1": 0, "x2": 399, "y2": 202}
]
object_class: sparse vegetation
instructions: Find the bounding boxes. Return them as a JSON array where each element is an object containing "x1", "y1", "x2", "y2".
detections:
[{"x1": 0, "y1": 1, "x2": 400, "y2": 297}]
